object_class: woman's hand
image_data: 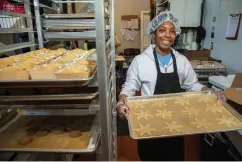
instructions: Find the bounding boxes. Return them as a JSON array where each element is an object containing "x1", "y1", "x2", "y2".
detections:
[
  {"x1": 116, "y1": 102, "x2": 129, "y2": 119},
  {"x1": 202, "y1": 86, "x2": 227, "y2": 103},
  {"x1": 212, "y1": 88, "x2": 227, "y2": 103}
]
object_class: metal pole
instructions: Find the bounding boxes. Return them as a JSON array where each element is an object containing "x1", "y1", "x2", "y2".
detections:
[
  {"x1": 95, "y1": 0, "x2": 111, "y2": 160},
  {"x1": 33, "y1": 0, "x2": 44, "y2": 48},
  {"x1": 110, "y1": 0, "x2": 117, "y2": 160},
  {"x1": 24, "y1": 0, "x2": 35, "y2": 50}
]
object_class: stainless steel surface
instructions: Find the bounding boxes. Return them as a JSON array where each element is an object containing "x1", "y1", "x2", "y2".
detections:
[
  {"x1": 0, "y1": 113, "x2": 100, "y2": 153},
  {"x1": 0, "y1": 93, "x2": 98, "y2": 101},
  {"x1": 0, "y1": 28, "x2": 33, "y2": 33},
  {"x1": 0, "y1": 42, "x2": 35, "y2": 54},
  {"x1": 43, "y1": 19, "x2": 95, "y2": 30},
  {"x1": 125, "y1": 91, "x2": 242, "y2": 140},
  {"x1": 8, "y1": 102, "x2": 99, "y2": 111},
  {"x1": 39, "y1": 3, "x2": 58, "y2": 14},
  {"x1": 50, "y1": 0, "x2": 94, "y2": 3},
  {"x1": 44, "y1": 13, "x2": 95, "y2": 18},
  {"x1": 44, "y1": 31, "x2": 96, "y2": 40},
  {"x1": 110, "y1": 0, "x2": 117, "y2": 158},
  {"x1": 24, "y1": 0, "x2": 35, "y2": 51},
  {"x1": 34, "y1": 0, "x2": 44, "y2": 48},
  {"x1": 95, "y1": 0, "x2": 112, "y2": 159},
  {"x1": 125, "y1": 90, "x2": 213, "y2": 101},
  {"x1": 0, "y1": 70, "x2": 97, "y2": 88},
  {"x1": 22, "y1": 109, "x2": 97, "y2": 116}
]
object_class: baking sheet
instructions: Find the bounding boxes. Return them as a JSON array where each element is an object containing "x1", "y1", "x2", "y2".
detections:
[
  {"x1": 126, "y1": 91, "x2": 242, "y2": 139},
  {"x1": 0, "y1": 69, "x2": 96, "y2": 88},
  {"x1": 0, "y1": 113, "x2": 100, "y2": 153},
  {"x1": 190, "y1": 61, "x2": 226, "y2": 70}
]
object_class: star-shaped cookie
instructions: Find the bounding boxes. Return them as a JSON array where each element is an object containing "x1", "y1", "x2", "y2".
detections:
[
  {"x1": 216, "y1": 116, "x2": 238, "y2": 127},
  {"x1": 155, "y1": 109, "x2": 172, "y2": 119},
  {"x1": 182, "y1": 107, "x2": 199, "y2": 116},
  {"x1": 151, "y1": 100, "x2": 167, "y2": 108},
  {"x1": 164, "y1": 121, "x2": 183, "y2": 133},
  {"x1": 133, "y1": 124, "x2": 156, "y2": 136},
  {"x1": 174, "y1": 98, "x2": 190, "y2": 106},
  {"x1": 198, "y1": 97, "x2": 214, "y2": 103},
  {"x1": 205, "y1": 104, "x2": 223, "y2": 113},
  {"x1": 133, "y1": 110, "x2": 153, "y2": 120},
  {"x1": 190, "y1": 118, "x2": 211, "y2": 128}
]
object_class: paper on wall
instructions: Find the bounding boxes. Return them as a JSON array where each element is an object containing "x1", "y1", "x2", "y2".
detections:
[
  {"x1": 130, "y1": 18, "x2": 139, "y2": 29},
  {"x1": 121, "y1": 20, "x2": 131, "y2": 29}
]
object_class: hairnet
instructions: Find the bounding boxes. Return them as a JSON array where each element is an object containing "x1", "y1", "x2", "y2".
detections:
[{"x1": 147, "y1": 11, "x2": 181, "y2": 37}]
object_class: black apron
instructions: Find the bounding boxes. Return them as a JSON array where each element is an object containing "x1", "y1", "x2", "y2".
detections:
[{"x1": 137, "y1": 48, "x2": 185, "y2": 161}]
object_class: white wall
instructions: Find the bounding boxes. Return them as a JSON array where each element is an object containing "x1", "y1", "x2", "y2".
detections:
[
  {"x1": 114, "y1": 0, "x2": 150, "y2": 53},
  {"x1": 203, "y1": 0, "x2": 242, "y2": 73}
]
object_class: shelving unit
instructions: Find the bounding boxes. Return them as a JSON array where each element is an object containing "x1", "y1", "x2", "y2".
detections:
[
  {"x1": 155, "y1": 0, "x2": 169, "y2": 15},
  {"x1": 0, "y1": 0, "x2": 116, "y2": 161},
  {"x1": 0, "y1": 0, "x2": 35, "y2": 55}
]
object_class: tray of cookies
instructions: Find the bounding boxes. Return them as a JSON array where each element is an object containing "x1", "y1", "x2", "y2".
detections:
[
  {"x1": 0, "y1": 113, "x2": 100, "y2": 153},
  {"x1": 0, "y1": 48, "x2": 97, "y2": 88},
  {"x1": 125, "y1": 90, "x2": 242, "y2": 140}
]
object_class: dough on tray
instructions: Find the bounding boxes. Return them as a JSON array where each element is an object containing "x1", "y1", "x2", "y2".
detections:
[
  {"x1": 205, "y1": 104, "x2": 223, "y2": 113},
  {"x1": 18, "y1": 135, "x2": 34, "y2": 145},
  {"x1": 69, "y1": 130, "x2": 82, "y2": 138},
  {"x1": 216, "y1": 116, "x2": 238, "y2": 127},
  {"x1": 36, "y1": 130, "x2": 49, "y2": 137},
  {"x1": 190, "y1": 118, "x2": 211, "y2": 129},
  {"x1": 182, "y1": 107, "x2": 199, "y2": 116},
  {"x1": 133, "y1": 124, "x2": 156, "y2": 136},
  {"x1": 164, "y1": 121, "x2": 183, "y2": 133},
  {"x1": 155, "y1": 109, "x2": 173, "y2": 119},
  {"x1": 174, "y1": 98, "x2": 190, "y2": 106},
  {"x1": 133, "y1": 110, "x2": 153, "y2": 120}
]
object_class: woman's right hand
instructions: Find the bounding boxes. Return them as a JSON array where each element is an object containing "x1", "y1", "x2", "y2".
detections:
[{"x1": 116, "y1": 102, "x2": 129, "y2": 119}]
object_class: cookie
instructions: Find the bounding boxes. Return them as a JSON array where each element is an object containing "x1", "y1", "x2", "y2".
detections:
[
  {"x1": 69, "y1": 130, "x2": 82, "y2": 138},
  {"x1": 26, "y1": 127, "x2": 37, "y2": 136},
  {"x1": 36, "y1": 130, "x2": 49, "y2": 137},
  {"x1": 65, "y1": 124, "x2": 77, "y2": 132},
  {"x1": 51, "y1": 127, "x2": 64, "y2": 134},
  {"x1": 18, "y1": 136, "x2": 33, "y2": 145}
]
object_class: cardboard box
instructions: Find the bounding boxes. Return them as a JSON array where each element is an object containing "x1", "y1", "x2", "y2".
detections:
[
  {"x1": 224, "y1": 73, "x2": 242, "y2": 105},
  {"x1": 184, "y1": 49, "x2": 210, "y2": 61}
]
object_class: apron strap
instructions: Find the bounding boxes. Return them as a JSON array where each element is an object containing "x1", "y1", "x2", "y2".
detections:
[
  {"x1": 153, "y1": 48, "x2": 162, "y2": 74},
  {"x1": 170, "y1": 50, "x2": 178, "y2": 73}
]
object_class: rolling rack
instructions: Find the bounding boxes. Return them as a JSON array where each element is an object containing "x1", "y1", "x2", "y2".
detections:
[
  {"x1": 0, "y1": 0, "x2": 117, "y2": 161},
  {"x1": 0, "y1": 0, "x2": 35, "y2": 56}
]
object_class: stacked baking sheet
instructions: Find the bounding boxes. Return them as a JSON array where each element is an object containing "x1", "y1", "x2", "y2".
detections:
[
  {"x1": 126, "y1": 91, "x2": 242, "y2": 139},
  {"x1": 0, "y1": 48, "x2": 96, "y2": 81},
  {"x1": 0, "y1": 113, "x2": 100, "y2": 153}
]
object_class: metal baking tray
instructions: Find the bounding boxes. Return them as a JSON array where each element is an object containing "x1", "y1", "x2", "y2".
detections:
[
  {"x1": 43, "y1": 19, "x2": 95, "y2": 30},
  {"x1": 0, "y1": 94, "x2": 98, "y2": 106},
  {"x1": 191, "y1": 61, "x2": 226, "y2": 70},
  {"x1": 0, "y1": 69, "x2": 96, "y2": 88},
  {"x1": 125, "y1": 91, "x2": 242, "y2": 140},
  {"x1": 0, "y1": 113, "x2": 100, "y2": 153},
  {"x1": 43, "y1": 13, "x2": 95, "y2": 19}
]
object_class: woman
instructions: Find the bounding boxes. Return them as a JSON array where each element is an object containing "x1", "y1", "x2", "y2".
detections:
[{"x1": 116, "y1": 11, "x2": 225, "y2": 161}]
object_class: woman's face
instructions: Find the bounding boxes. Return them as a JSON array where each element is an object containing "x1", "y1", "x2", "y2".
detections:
[{"x1": 153, "y1": 21, "x2": 176, "y2": 50}]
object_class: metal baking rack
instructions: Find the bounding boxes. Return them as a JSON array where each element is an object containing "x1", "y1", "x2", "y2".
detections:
[
  {"x1": 0, "y1": 0, "x2": 117, "y2": 160},
  {"x1": 0, "y1": 0, "x2": 35, "y2": 55}
]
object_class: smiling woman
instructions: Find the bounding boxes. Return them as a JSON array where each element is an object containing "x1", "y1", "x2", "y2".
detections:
[{"x1": 116, "y1": 11, "x2": 214, "y2": 161}]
